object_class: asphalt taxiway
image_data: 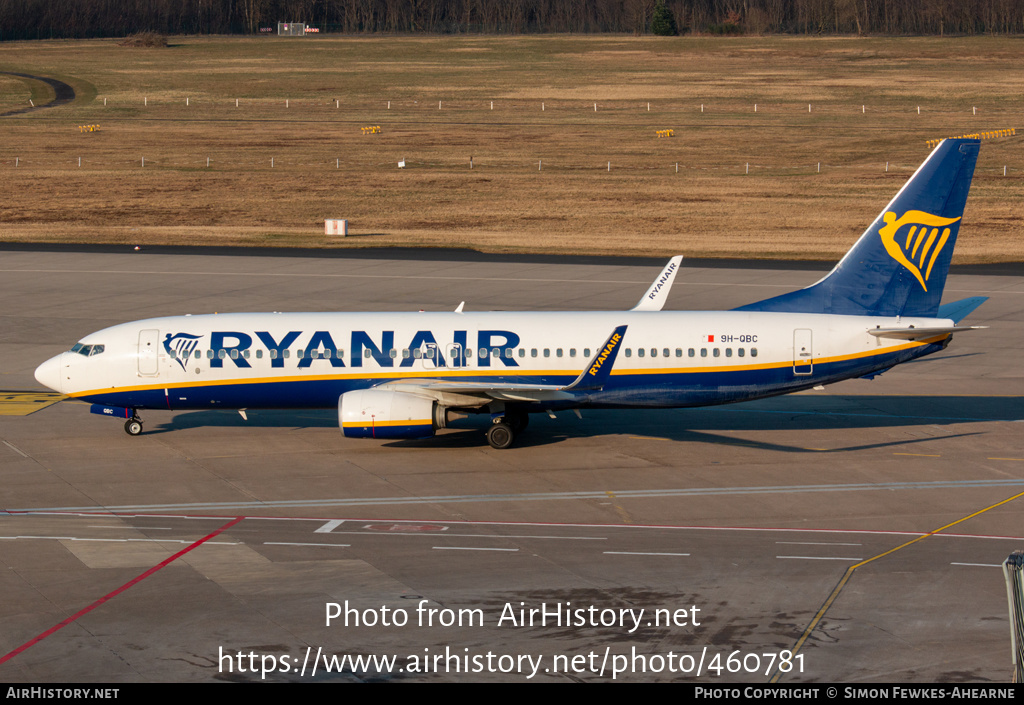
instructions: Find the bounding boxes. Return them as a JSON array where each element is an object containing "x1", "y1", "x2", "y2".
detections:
[{"x1": 0, "y1": 249, "x2": 1021, "y2": 682}]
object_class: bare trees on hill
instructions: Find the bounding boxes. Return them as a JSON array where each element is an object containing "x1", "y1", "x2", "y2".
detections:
[{"x1": 0, "y1": 0, "x2": 1021, "y2": 40}]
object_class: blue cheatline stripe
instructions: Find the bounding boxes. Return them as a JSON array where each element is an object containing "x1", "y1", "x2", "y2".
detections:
[{"x1": 343, "y1": 422, "x2": 434, "y2": 439}]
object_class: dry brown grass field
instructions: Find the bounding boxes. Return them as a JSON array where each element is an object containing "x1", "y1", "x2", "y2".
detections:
[{"x1": 0, "y1": 35, "x2": 1022, "y2": 260}]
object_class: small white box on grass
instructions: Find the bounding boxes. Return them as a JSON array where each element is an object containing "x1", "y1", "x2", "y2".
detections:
[{"x1": 325, "y1": 219, "x2": 348, "y2": 236}]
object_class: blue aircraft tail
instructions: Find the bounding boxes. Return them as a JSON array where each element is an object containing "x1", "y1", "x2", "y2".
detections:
[{"x1": 736, "y1": 139, "x2": 980, "y2": 317}]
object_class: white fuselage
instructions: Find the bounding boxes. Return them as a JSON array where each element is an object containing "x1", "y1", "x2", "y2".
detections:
[{"x1": 34, "y1": 310, "x2": 952, "y2": 412}]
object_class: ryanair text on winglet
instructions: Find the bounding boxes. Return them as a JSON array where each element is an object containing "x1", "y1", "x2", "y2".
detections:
[
  {"x1": 646, "y1": 262, "x2": 678, "y2": 301},
  {"x1": 588, "y1": 333, "x2": 623, "y2": 377}
]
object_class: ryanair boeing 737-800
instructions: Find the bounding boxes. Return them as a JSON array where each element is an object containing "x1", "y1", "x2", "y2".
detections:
[{"x1": 34, "y1": 139, "x2": 988, "y2": 448}]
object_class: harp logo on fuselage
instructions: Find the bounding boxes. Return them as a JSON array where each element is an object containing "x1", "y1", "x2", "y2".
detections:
[
  {"x1": 163, "y1": 333, "x2": 202, "y2": 371},
  {"x1": 878, "y1": 210, "x2": 961, "y2": 291}
]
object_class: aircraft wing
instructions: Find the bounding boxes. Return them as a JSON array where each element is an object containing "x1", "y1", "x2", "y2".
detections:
[
  {"x1": 378, "y1": 379, "x2": 577, "y2": 403},
  {"x1": 374, "y1": 325, "x2": 628, "y2": 404}
]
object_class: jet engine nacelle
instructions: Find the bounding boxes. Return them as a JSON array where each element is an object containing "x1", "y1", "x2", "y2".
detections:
[{"x1": 339, "y1": 389, "x2": 447, "y2": 439}]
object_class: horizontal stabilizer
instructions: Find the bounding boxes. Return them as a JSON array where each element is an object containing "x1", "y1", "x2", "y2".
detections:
[
  {"x1": 632, "y1": 256, "x2": 682, "y2": 311},
  {"x1": 937, "y1": 296, "x2": 987, "y2": 323},
  {"x1": 868, "y1": 325, "x2": 987, "y2": 340}
]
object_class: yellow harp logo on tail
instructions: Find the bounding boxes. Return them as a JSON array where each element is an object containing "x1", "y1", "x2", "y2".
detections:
[{"x1": 878, "y1": 210, "x2": 961, "y2": 291}]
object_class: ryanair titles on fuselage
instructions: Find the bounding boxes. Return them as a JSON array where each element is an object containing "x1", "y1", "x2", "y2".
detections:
[{"x1": 163, "y1": 329, "x2": 523, "y2": 370}]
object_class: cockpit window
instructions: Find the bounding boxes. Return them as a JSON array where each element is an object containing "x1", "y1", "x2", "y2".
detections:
[{"x1": 70, "y1": 342, "x2": 105, "y2": 357}]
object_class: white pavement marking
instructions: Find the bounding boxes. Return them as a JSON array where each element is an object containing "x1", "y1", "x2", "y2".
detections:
[
  {"x1": 603, "y1": 551, "x2": 690, "y2": 556},
  {"x1": 265, "y1": 541, "x2": 351, "y2": 548},
  {"x1": 0, "y1": 535, "x2": 239, "y2": 545},
  {"x1": 2, "y1": 441, "x2": 28, "y2": 457},
  {"x1": 314, "y1": 519, "x2": 344, "y2": 533},
  {"x1": 15, "y1": 478, "x2": 1024, "y2": 514},
  {"x1": 776, "y1": 541, "x2": 862, "y2": 546},
  {"x1": 321, "y1": 530, "x2": 604, "y2": 540},
  {"x1": 432, "y1": 546, "x2": 519, "y2": 552}
]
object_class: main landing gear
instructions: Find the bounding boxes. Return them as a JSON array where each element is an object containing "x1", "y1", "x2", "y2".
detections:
[
  {"x1": 486, "y1": 410, "x2": 529, "y2": 449},
  {"x1": 123, "y1": 411, "x2": 143, "y2": 436}
]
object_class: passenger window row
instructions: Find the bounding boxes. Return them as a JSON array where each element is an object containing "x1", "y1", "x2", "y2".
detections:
[
  {"x1": 625, "y1": 347, "x2": 758, "y2": 359},
  {"x1": 167, "y1": 346, "x2": 758, "y2": 362}
]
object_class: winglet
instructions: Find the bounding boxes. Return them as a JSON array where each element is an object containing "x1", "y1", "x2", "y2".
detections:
[
  {"x1": 631, "y1": 256, "x2": 683, "y2": 311},
  {"x1": 455, "y1": 301, "x2": 465, "y2": 313},
  {"x1": 565, "y1": 325, "x2": 627, "y2": 391}
]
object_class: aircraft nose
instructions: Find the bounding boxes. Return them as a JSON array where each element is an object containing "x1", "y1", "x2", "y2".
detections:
[{"x1": 34, "y1": 354, "x2": 64, "y2": 394}]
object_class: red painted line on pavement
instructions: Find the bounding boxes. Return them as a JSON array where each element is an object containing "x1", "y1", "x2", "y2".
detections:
[{"x1": 0, "y1": 516, "x2": 244, "y2": 665}]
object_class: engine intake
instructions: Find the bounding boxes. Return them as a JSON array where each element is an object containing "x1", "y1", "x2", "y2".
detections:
[{"x1": 339, "y1": 389, "x2": 451, "y2": 439}]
